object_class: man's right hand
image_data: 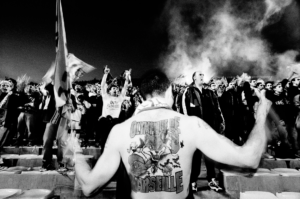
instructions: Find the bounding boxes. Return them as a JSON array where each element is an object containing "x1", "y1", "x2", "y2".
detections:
[
  {"x1": 104, "y1": 66, "x2": 110, "y2": 74},
  {"x1": 254, "y1": 89, "x2": 272, "y2": 117}
]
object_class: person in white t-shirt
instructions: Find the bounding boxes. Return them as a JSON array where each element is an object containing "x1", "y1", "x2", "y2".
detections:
[{"x1": 95, "y1": 66, "x2": 130, "y2": 150}]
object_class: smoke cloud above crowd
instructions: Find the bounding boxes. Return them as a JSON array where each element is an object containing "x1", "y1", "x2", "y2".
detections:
[{"x1": 161, "y1": 0, "x2": 300, "y2": 84}]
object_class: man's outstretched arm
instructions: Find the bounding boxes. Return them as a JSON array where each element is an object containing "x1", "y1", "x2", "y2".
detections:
[
  {"x1": 194, "y1": 90, "x2": 271, "y2": 168},
  {"x1": 101, "y1": 66, "x2": 110, "y2": 97},
  {"x1": 74, "y1": 126, "x2": 121, "y2": 196}
]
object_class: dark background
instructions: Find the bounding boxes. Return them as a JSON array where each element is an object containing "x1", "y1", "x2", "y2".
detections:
[{"x1": 1, "y1": 0, "x2": 299, "y2": 82}]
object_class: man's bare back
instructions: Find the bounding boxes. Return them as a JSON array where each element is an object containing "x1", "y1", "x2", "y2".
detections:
[{"x1": 117, "y1": 108, "x2": 196, "y2": 199}]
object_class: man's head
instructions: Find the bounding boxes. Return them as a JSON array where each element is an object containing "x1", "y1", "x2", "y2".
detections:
[
  {"x1": 192, "y1": 71, "x2": 204, "y2": 86},
  {"x1": 291, "y1": 77, "x2": 300, "y2": 87},
  {"x1": 180, "y1": 85, "x2": 186, "y2": 93},
  {"x1": 90, "y1": 84, "x2": 97, "y2": 94},
  {"x1": 250, "y1": 77, "x2": 257, "y2": 87},
  {"x1": 140, "y1": 69, "x2": 173, "y2": 106},
  {"x1": 209, "y1": 81, "x2": 217, "y2": 91},
  {"x1": 0, "y1": 80, "x2": 14, "y2": 93},
  {"x1": 85, "y1": 84, "x2": 92, "y2": 92},
  {"x1": 227, "y1": 82, "x2": 235, "y2": 90},
  {"x1": 265, "y1": 81, "x2": 273, "y2": 91},
  {"x1": 256, "y1": 79, "x2": 265, "y2": 91},
  {"x1": 273, "y1": 81, "x2": 283, "y2": 94},
  {"x1": 24, "y1": 84, "x2": 34, "y2": 95},
  {"x1": 74, "y1": 84, "x2": 83, "y2": 93},
  {"x1": 107, "y1": 84, "x2": 119, "y2": 97},
  {"x1": 95, "y1": 83, "x2": 101, "y2": 95}
]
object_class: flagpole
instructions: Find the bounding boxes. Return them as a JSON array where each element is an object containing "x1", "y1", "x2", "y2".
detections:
[{"x1": 54, "y1": 0, "x2": 81, "y2": 192}]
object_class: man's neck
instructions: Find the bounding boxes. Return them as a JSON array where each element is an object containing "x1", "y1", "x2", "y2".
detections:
[
  {"x1": 134, "y1": 97, "x2": 171, "y2": 115},
  {"x1": 274, "y1": 92, "x2": 281, "y2": 96},
  {"x1": 195, "y1": 84, "x2": 203, "y2": 92}
]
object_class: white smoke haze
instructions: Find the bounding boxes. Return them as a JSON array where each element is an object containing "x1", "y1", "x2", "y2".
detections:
[
  {"x1": 161, "y1": 0, "x2": 300, "y2": 84},
  {"x1": 257, "y1": 0, "x2": 293, "y2": 30},
  {"x1": 275, "y1": 50, "x2": 300, "y2": 78}
]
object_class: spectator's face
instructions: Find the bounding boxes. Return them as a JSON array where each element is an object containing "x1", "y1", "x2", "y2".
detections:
[
  {"x1": 95, "y1": 84, "x2": 101, "y2": 94},
  {"x1": 228, "y1": 82, "x2": 235, "y2": 90},
  {"x1": 265, "y1": 83, "x2": 272, "y2": 90},
  {"x1": 75, "y1": 85, "x2": 82, "y2": 92},
  {"x1": 109, "y1": 86, "x2": 119, "y2": 96},
  {"x1": 257, "y1": 83, "x2": 265, "y2": 91},
  {"x1": 210, "y1": 83, "x2": 217, "y2": 91},
  {"x1": 85, "y1": 85, "x2": 91, "y2": 92},
  {"x1": 194, "y1": 72, "x2": 204, "y2": 85},
  {"x1": 97, "y1": 89, "x2": 101, "y2": 95},
  {"x1": 217, "y1": 86, "x2": 225, "y2": 96},
  {"x1": 175, "y1": 85, "x2": 180, "y2": 93},
  {"x1": 24, "y1": 85, "x2": 33, "y2": 94},
  {"x1": 292, "y1": 78, "x2": 300, "y2": 87},
  {"x1": 180, "y1": 86, "x2": 185, "y2": 93},
  {"x1": 1, "y1": 82, "x2": 13, "y2": 93},
  {"x1": 250, "y1": 80, "x2": 257, "y2": 87},
  {"x1": 274, "y1": 84, "x2": 283, "y2": 93},
  {"x1": 88, "y1": 85, "x2": 96, "y2": 93}
]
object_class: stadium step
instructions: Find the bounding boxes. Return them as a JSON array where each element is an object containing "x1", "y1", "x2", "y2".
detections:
[
  {"x1": 1, "y1": 154, "x2": 94, "y2": 167},
  {"x1": 259, "y1": 158, "x2": 300, "y2": 169},
  {"x1": 221, "y1": 159, "x2": 300, "y2": 198},
  {"x1": 0, "y1": 170, "x2": 116, "y2": 199},
  {"x1": 1, "y1": 146, "x2": 101, "y2": 168},
  {"x1": 2, "y1": 147, "x2": 300, "y2": 198},
  {"x1": 2, "y1": 146, "x2": 101, "y2": 159}
]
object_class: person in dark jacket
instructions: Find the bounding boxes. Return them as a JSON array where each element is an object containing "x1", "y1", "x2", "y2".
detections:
[
  {"x1": 0, "y1": 78, "x2": 19, "y2": 167},
  {"x1": 267, "y1": 81, "x2": 295, "y2": 158},
  {"x1": 39, "y1": 82, "x2": 62, "y2": 171},
  {"x1": 219, "y1": 79, "x2": 245, "y2": 145},
  {"x1": 287, "y1": 75, "x2": 300, "y2": 157},
  {"x1": 15, "y1": 83, "x2": 42, "y2": 146},
  {"x1": 182, "y1": 71, "x2": 225, "y2": 192}
]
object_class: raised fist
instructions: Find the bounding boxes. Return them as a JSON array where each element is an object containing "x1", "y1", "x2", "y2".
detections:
[{"x1": 104, "y1": 65, "x2": 110, "y2": 74}]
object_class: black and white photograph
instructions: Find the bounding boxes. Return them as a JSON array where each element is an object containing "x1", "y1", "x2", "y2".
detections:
[{"x1": 0, "y1": 0, "x2": 300, "y2": 198}]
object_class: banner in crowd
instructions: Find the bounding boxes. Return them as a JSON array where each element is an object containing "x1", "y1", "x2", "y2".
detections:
[
  {"x1": 53, "y1": 0, "x2": 69, "y2": 108},
  {"x1": 67, "y1": 53, "x2": 96, "y2": 82}
]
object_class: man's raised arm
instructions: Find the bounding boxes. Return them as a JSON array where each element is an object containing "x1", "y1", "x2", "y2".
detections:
[
  {"x1": 74, "y1": 126, "x2": 121, "y2": 196},
  {"x1": 121, "y1": 69, "x2": 131, "y2": 97},
  {"x1": 101, "y1": 66, "x2": 110, "y2": 97},
  {"x1": 193, "y1": 90, "x2": 271, "y2": 168}
]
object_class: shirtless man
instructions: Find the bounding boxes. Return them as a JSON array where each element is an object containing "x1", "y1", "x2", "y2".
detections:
[{"x1": 70, "y1": 69, "x2": 271, "y2": 199}]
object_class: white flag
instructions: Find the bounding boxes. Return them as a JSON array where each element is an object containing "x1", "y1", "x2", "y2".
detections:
[
  {"x1": 67, "y1": 53, "x2": 96, "y2": 83},
  {"x1": 53, "y1": 0, "x2": 69, "y2": 108}
]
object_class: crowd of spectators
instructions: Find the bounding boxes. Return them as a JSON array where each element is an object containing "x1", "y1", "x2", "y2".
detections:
[
  {"x1": 0, "y1": 71, "x2": 143, "y2": 149},
  {"x1": 173, "y1": 73, "x2": 300, "y2": 159},
  {"x1": 0, "y1": 69, "x2": 300, "y2": 172}
]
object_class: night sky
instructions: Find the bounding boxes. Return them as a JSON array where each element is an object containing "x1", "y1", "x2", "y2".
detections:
[
  {"x1": 1, "y1": 0, "x2": 300, "y2": 83},
  {"x1": 0, "y1": 0, "x2": 169, "y2": 82}
]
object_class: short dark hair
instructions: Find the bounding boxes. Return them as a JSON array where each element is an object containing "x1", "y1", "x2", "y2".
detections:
[
  {"x1": 140, "y1": 69, "x2": 171, "y2": 98},
  {"x1": 107, "y1": 83, "x2": 118, "y2": 93},
  {"x1": 192, "y1": 72, "x2": 196, "y2": 83}
]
